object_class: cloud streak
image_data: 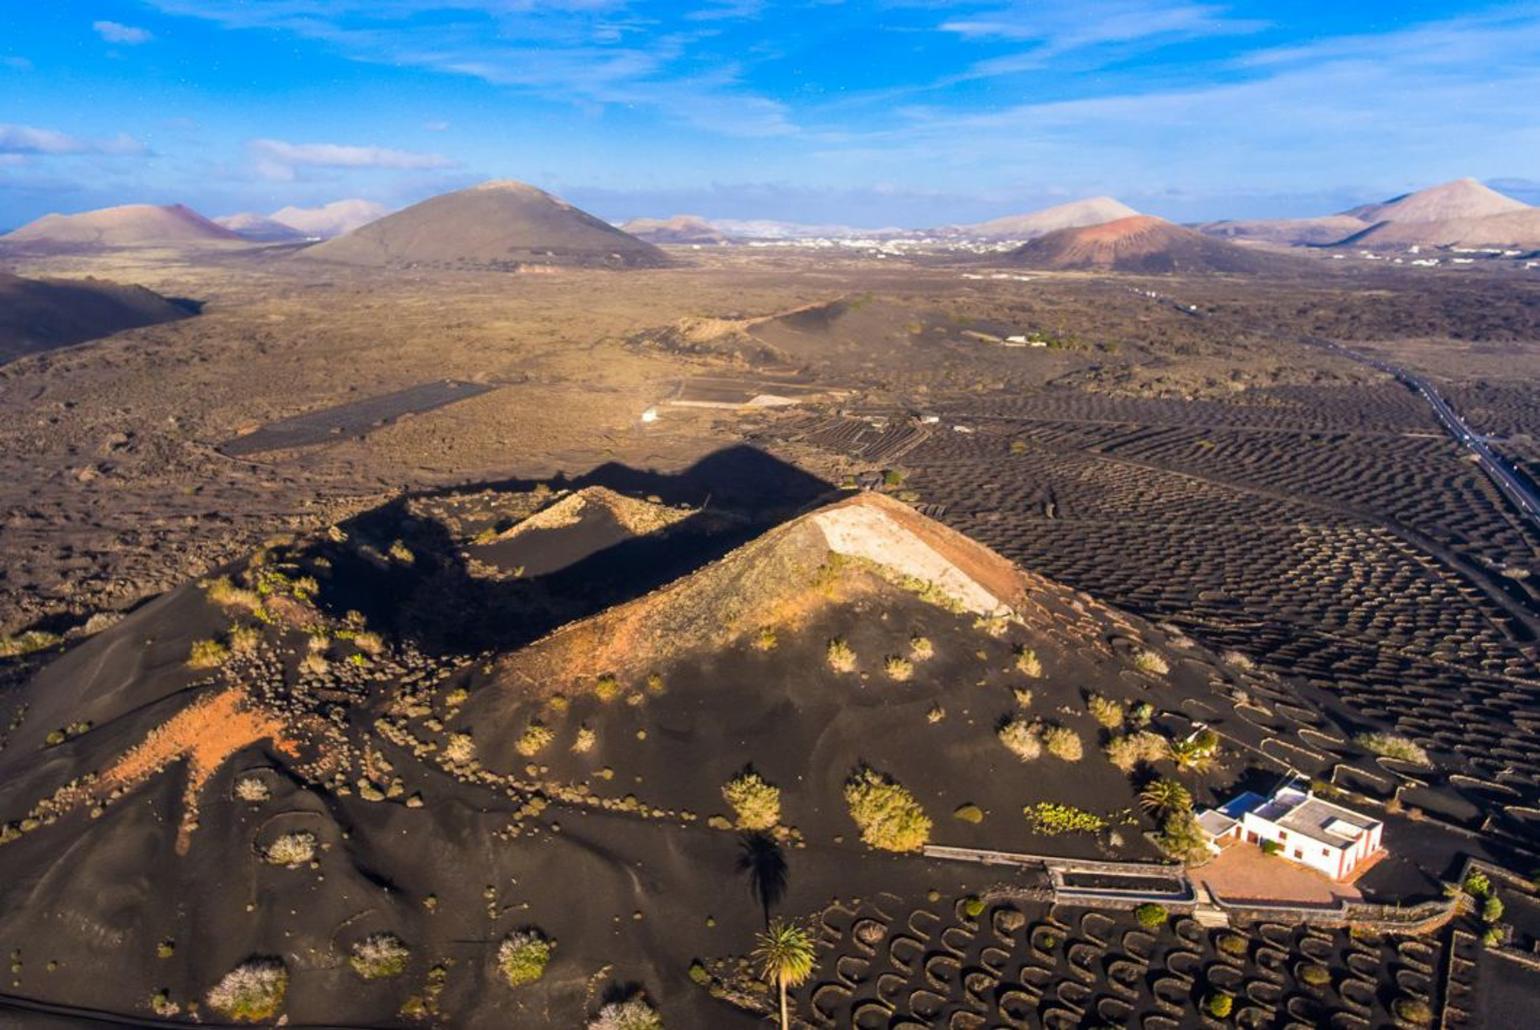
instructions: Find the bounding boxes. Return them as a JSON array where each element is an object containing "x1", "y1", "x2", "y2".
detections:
[
  {"x1": 144, "y1": 1, "x2": 794, "y2": 137},
  {"x1": 0, "y1": 124, "x2": 146, "y2": 156},
  {"x1": 249, "y1": 138, "x2": 456, "y2": 180},
  {"x1": 93, "y1": 21, "x2": 154, "y2": 45}
]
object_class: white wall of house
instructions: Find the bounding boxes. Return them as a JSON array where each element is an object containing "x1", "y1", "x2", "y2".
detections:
[{"x1": 1234, "y1": 812, "x2": 1380, "y2": 880}]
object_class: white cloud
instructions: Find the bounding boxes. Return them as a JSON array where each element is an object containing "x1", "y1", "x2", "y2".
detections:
[
  {"x1": 941, "y1": 1, "x2": 1260, "y2": 49},
  {"x1": 0, "y1": 123, "x2": 146, "y2": 156},
  {"x1": 2, "y1": 56, "x2": 33, "y2": 71},
  {"x1": 423, "y1": 120, "x2": 451, "y2": 132},
  {"x1": 93, "y1": 20, "x2": 154, "y2": 45},
  {"x1": 248, "y1": 138, "x2": 456, "y2": 180}
]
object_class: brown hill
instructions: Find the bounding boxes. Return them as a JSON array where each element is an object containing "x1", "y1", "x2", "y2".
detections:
[
  {"x1": 1007, "y1": 214, "x2": 1299, "y2": 273},
  {"x1": 620, "y1": 214, "x2": 730, "y2": 245},
  {"x1": 947, "y1": 196, "x2": 1140, "y2": 239},
  {"x1": 1344, "y1": 177, "x2": 1528, "y2": 224},
  {"x1": 1, "y1": 203, "x2": 240, "y2": 249},
  {"x1": 1340, "y1": 209, "x2": 1540, "y2": 251},
  {"x1": 0, "y1": 272, "x2": 192, "y2": 363},
  {"x1": 298, "y1": 180, "x2": 667, "y2": 270}
]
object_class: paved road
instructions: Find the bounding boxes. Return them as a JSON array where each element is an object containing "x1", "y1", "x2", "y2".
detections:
[{"x1": 1315, "y1": 339, "x2": 1540, "y2": 529}]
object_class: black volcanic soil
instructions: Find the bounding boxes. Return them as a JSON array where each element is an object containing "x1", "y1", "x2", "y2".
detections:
[
  {"x1": 0, "y1": 453, "x2": 1274, "y2": 1026},
  {"x1": 0, "y1": 272, "x2": 193, "y2": 363}
]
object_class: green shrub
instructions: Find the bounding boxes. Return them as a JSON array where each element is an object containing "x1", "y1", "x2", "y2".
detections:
[
  {"x1": 962, "y1": 896, "x2": 985, "y2": 918},
  {"x1": 1482, "y1": 895, "x2": 1504, "y2": 923},
  {"x1": 1024, "y1": 802, "x2": 1106, "y2": 835},
  {"x1": 350, "y1": 933, "x2": 410, "y2": 980},
  {"x1": 1298, "y1": 962, "x2": 1330, "y2": 987},
  {"x1": 1463, "y1": 870, "x2": 1492, "y2": 897},
  {"x1": 1133, "y1": 903, "x2": 1167, "y2": 929},
  {"x1": 497, "y1": 930, "x2": 553, "y2": 987},
  {"x1": 206, "y1": 958, "x2": 287, "y2": 1022},
  {"x1": 1481, "y1": 926, "x2": 1503, "y2": 947},
  {"x1": 1206, "y1": 992, "x2": 1233, "y2": 1018},
  {"x1": 1261, "y1": 839, "x2": 1283, "y2": 856},
  {"x1": 754, "y1": 626, "x2": 778, "y2": 651},
  {"x1": 1355, "y1": 731, "x2": 1431, "y2": 767},
  {"x1": 722, "y1": 771, "x2": 781, "y2": 830},
  {"x1": 0, "y1": 630, "x2": 62, "y2": 658},
  {"x1": 1392, "y1": 996, "x2": 1432, "y2": 1026},
  {"x1": 1216, "y1": 933, "x2": 1248, "y2": 957},
  {"x1": 687, "y1": 960, "x2": 711, "y2": 985},
  {"x1": 844, "y1": 767, "x2": 931, "y2": 852},
  {"x1": 953, "y1": 803, "x2": 984, "y2": 824},
  {"x1": 997, "y1": 718, "x2": 1042, "y2": 761},
  {"x1": 1128, "y1": 701, "x2": 1155, "y2": 727},
  {"x1": 1041, "y1": 724, "x2": 1083, "y2": 761},
  {"x1": 593, "y1": 674, "x2": 622, "y2": 702},
  {"x1": 187, "y1": 638, "x2": 230, "y2": 669},
  {"x1": 1156, "y1": 811, "x2": 1210, "y2": 863},
  {"x1": 1138, "y1": 777, "x2": 1193, "y2": 817}
]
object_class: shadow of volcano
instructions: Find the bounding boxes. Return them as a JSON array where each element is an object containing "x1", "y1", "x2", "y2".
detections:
[{"x1": 308, "y1": 444, "x2": 837, "y2": 657}]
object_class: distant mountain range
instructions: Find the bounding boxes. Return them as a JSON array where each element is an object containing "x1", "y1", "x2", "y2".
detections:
[{"x1": 1199, "y1": 178, "x2": 1540, "y2": 250}]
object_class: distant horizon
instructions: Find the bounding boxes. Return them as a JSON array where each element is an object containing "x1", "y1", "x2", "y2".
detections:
[{"x1": 4, "y1": 3, "x2": 1540, "y2": 228}]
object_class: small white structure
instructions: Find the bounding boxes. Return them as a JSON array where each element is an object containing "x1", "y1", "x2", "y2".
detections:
[
  {"x1": 1197, "y1": 779, "x2": 1384, "y2": 881},
  {"x1": 640, "y1": 407, "x2": 659, "y2": 424}
]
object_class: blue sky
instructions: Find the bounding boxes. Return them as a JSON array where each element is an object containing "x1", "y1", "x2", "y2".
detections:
[{"x1": 2, "y1": 1, "x2": 1538, "y2": 228}]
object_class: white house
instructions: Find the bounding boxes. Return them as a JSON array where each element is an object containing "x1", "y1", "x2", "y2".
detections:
[{"x1": 1197, "y1": 779, "x2": 1385, "y2": 881}]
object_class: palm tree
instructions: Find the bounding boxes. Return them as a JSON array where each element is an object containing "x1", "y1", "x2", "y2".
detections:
[
  {"x1": 1167, "y1": 739, "x2": 1215, "y2": 773},
  {"x1": 753, "y1": 918, "x2": 817, "y2": 1030},
  {"x1": 1139, "y1": 777, "x2": 1193, "y2": 818}
]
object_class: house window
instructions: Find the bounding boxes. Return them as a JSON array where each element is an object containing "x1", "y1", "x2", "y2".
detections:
[
  {"x1": 1278, "y1": 831, "x2": 1287, "y2": 840},
  {"x1": 1293, "y1": 848, "x2": 1303, "y2": 859},
  {"x1": 1322, "y1": 848, "x2": 1330, "y2": 856}
]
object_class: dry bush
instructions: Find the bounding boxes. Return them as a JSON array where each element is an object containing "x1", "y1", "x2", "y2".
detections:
[
  {"x1": 350, "y1": 933, "x2": 410, "y2": 980},
  {"x1": 754, "y1": 626, "x2": 778, "y2": 651},
  {"x1": 926, "y1": 702, "x2": 946, "y2": 724},
  {"x1": 443, "y1": 732, "x2": 477, "y2": 766},
  {"x1": 722, "y1": 770, "x2": 781, "y2": 830},
  {"x1": 571, "y1": 725, "x2": 596, "y2": 753},
  {"x1": 300, "y1": 650, "x2": 329, "y2": 676},
  {"x1": 352, "y1": 631, "x2": 385, "y2": 656},
  {"x1": 588, "y1": 996, "x2": 662, "y2": 1030},
  {"x1": 1133, "y1": 649, "x2": 1169, "y2": 676},
  {"x1": 515, "y1": 721, "x2": 554, "y2": 757},
  {"x1": 228, "y1": 624, "x2": 261, "y2": 656},
  {"x1": 234, "y1": 777, "x2": 270, "y2": 803},
  {"x1": 1354, "y1": 731, "x2": 1432, "y2": 767},
  {"x1": 205, "y1": 576, "x2": 263, "y2": 614},
  {"x1": 1012, "y1": 687, "x2": 1034, "y2": 708},
  {"x1": 593, "y1": 674, "x2": 622, "y2": 702},
  {"x1": 909, "y1": 635, "x2": 934, "y2": 660},
  {"x1": 264, "y1": 830, "x2": 317, "y2": 867},
  {"x1": 997, "y1": 718, "x2": 1042, "y2": 761},
  {"x1": 1086, "y1": 693, "x2": 1125, "y2": 729},
  {"x1": 1041, "y1": 725, "x2": 1083, "y2": 761},
  {"x1": 206, "y1": 958, "x2": 287, "y2": 1022},
  {"x1": 844, "y1": 767, "x2": 931, "y2": 852},
  {"x1": 883, "y1": 655, "x2": 914, "y2": 681},
  {"x1": 1014, "y1": 646, "x2": 1043, "y2": 677},
  {"x1": 826, "y1": 638, "x2": 856, "y2": 672},
  {"x1": 187, "y1": 638, "x2": 230, "y2": 669},
  {"x1": 497, "y1": 930, "x2": 553, "y2": 988},
  {"x1": 1104, "y1": 730, "x2": 1168, "y2": 772}
]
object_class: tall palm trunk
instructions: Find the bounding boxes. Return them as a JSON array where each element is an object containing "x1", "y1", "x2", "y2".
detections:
[{"x1": 778, "y1": 973, "x2": 789, "y2": 1030}]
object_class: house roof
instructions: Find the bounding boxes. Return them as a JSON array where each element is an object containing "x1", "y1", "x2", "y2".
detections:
[{"x1": 1250, "y1": 794, "x2": 1386, "y2": 849}]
